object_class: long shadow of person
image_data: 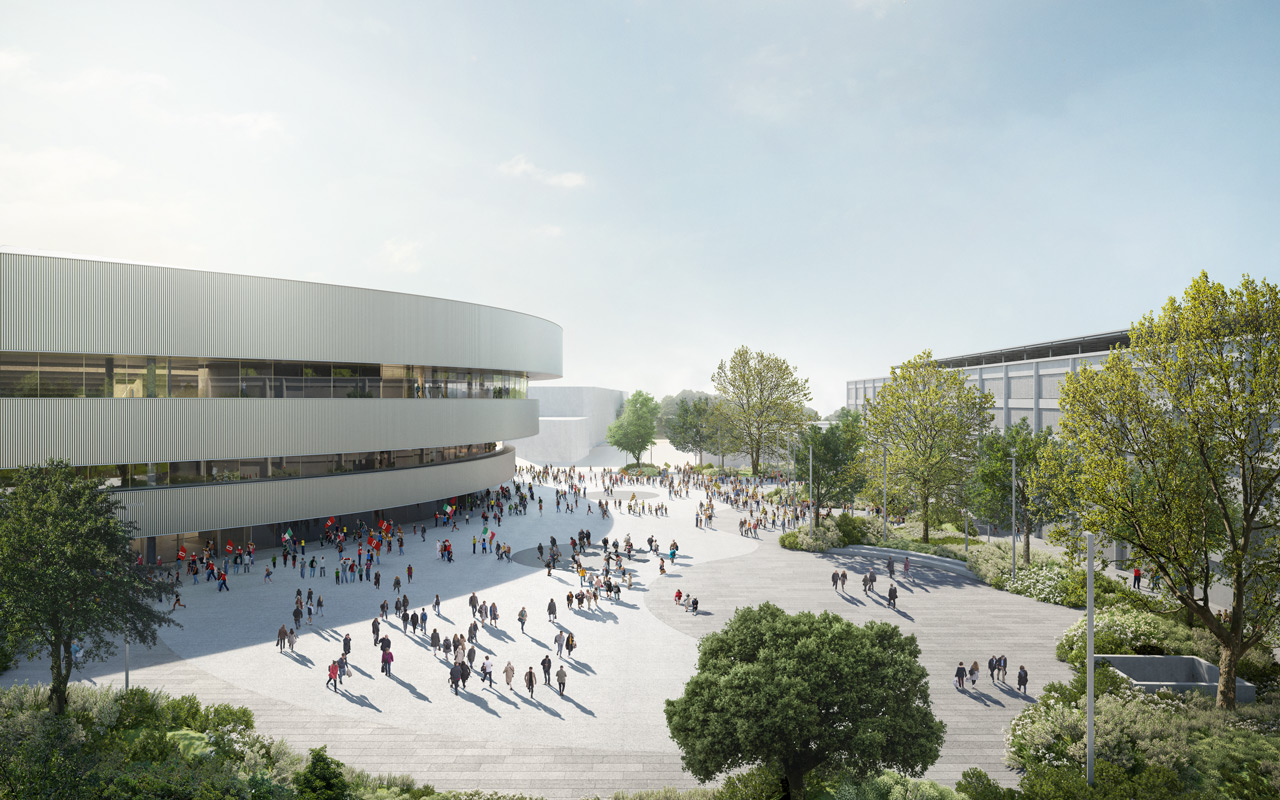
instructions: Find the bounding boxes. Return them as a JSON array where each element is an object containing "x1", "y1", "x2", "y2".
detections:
[
  {"x1": 341, "y1": 692, "x2": 380, "y2": 711},
  {"x1": 389, "y1": 673, "x2": 430, "y2": 702},
  {"x1": 457, "y1": 689, "x2": 501, "y2": 717},
  {"x1": 558, "y1": 694, "x2": 595, "y2": 717}
]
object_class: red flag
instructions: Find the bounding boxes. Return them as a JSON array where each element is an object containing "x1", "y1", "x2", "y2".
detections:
[
  {"x1": 326, "y1": 516, "x2": 335, "y2": 528},
  {"x1": 380, "y1": 519, "x2": 391, "y2": 533},
  {"x1": 367, "y1": 535, "x2": 374, "y2": 547},
  {"x1": 177, "y1": 546, "x2": 187, "y2": 561},
  {"x1": 225, "y1": 542, "x2": 233, "y2": 554}
]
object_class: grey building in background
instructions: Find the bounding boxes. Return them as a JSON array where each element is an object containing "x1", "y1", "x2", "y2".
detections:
[
  {"x1": 510, "y1": 386, "x2": 625, "y2": 464},
  {"x1": 847, "y1": 330, "x2": 1130, "y2": 431},
  {"x1": 0, "y1": 249, "x2": 562, "y2": 562}
]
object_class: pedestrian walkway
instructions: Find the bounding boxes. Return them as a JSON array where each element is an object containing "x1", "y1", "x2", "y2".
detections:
[{"x1": 4, "y1": 466, "x2": 1080, "y2": 797}]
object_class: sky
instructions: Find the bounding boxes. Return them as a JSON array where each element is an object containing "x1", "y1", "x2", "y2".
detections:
[{"x1": 3, "y1": 1, "x2": 1279, "y2": 413}]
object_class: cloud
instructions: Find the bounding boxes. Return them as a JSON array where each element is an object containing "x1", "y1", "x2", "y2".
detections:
[
  {"x1": 498, "y1": 155, "x2": 587, "y2": 188},
  {"x1": 375, "y1": 237, "x2": 422, "y2": 274}
]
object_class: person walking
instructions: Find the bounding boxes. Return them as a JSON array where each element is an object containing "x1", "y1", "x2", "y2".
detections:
[
  {"x1": 1017, "y1": 665, "x2": 1029, "y2": 694},
  {"x1": 547, "y1": 598, "x2": 557, "y2": 622},
  {"x1": 326, "y1": 660, "x2": 340, "y2": 691},
  {"x1": 287, "y1": 628, "x2": 297, "y2": 653},
  {"x1": 524, "y1": 666, "x2": 536, "y2": 697},
  {"x1": 171, "y1": 592, "x2": 185, "y2": 610},
  {"x1": 999, "y1": 654, "x2": 1009, "y2": 682},
  {"x1": 503, "y1": 660, "x2": 516, "y2": 690},
  {"x1": 831, "y1": 571, "x2": 840, "y2": 591},
  {"x1": 954, "y1": 661, "x2": 968, "y2": 691},
  {"x1": 1133, "y1": 566, "x2": 1142, "y2": 590},
  {"x1": 481, "y1": 656, "x2": 494, "y2": 687},
  {"x1": 449, "y1": 663, "x2": 462, "y2": 695},
  {"x1": 343, "y1": 633, "x2": 352, "y2": 662},
  {"x1": 381, "y1": 648, "x2": 394, "y2": 676},
  {"x1": 988, "y1": 655, "x2": 998, "y2": 682},
  {"x1": 555, "y1": 665, "x2": 567, "y2": 697},
  {"x1": 968, "y1": 660, "x2": 979, "y2": 687},
  {"x1": 518, "y1": 606, "x2": 528, "y2": 633},
  {"x1": 372, "y1": 618, "x2": 381, "y2": 647},
  {"x1": 276, "y1": 624, "x2": 289, "y2": 652},
  {"x1": 887, "y1": 584, "x2": 898, "y2": 609},
  {"x1": 541, "y1": 654, "x2": 553, "y2": 685},
  {"x1": 839, "y1": 570, "x2": 847, "y2": 591}
]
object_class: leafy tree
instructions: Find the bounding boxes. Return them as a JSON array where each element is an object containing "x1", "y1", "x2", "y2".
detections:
[
  {"x1": 1055, "y1": 272, "x2": 1280, "y2": 709},
  {"x1": 606, "y1": 390, "x2": 662, "y2": 466},
  {"x1": 292, "y1": 746, "x2": 352, "y2": 800},
  {"x1": 657, "y1": 389, "x2": 714, "y2": 438},
  {"x1": 968, "y1": 419, "x2": 1058, "y2": 566},
  {"x1": 861, "y1": 350, "x2": 993, "y2": 543},
  {"x1": 711, "y1": 346, "x2": 813, "y2": 475},
  {"x1": 667, "y1": 395, "x2": 715, "y2": 465},
  {"x1": 794, "y1": 408, "x2": 866, "y2": 512},
  {"x1": 0, "y1": 460, "x2": 174, "y2": 714},
  {"x1": 664, "y1": 603, "x2": 944, "y2": 800}
]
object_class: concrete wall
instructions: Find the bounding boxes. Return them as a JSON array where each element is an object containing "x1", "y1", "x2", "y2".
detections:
[{"x1": 510, "y1": 386, "x2": 624, "y2": 464}]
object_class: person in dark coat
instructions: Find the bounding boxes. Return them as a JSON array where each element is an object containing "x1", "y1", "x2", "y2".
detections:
[
  {"x1": 342, "y1": 633, "x2": 352, "y2": 659},
  {"x1": 954, "y1": 661, "x2": 968, "y2": 691},
  {"x1": 524, "y1": 666, "x2": 536, "y2": 697},
  {"x1": 277, "y1": 624, "x2": 289, "y2": 652},
  {"x1": 887, "y1": 584, "x2": 898, "y2": 608},
  {"x1": 430, "y1": 628, "x2": 441, "y2": 652},
  {"x1": 449, "y1": 663, "x2": 462, "y2": 694},
  {"x1": 541, "y1": 654, "x2": 553, "y2": 685},
  {"x1": 372, "y1": 618, "x2": 381, "y2": 646},
  {"x1": 1017, "y1": 665, "x2": 1029, "y2": 694}
]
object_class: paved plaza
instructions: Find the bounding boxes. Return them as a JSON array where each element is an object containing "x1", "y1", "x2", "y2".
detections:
[{"x1": 4, "y1": 473, "x2": 1080, "y2": 799}]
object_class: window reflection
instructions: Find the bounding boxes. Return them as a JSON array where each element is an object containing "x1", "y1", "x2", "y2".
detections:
[{"x1": 1, "y1": 353, "x2": 529, "y2": 400}]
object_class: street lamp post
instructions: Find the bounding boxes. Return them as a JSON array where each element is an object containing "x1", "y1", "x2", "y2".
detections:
[
  {"x1": 1011, "y1": 449, "x2": 1018, "y2": 582},
  {"x1": 882, "y1": 444, "x2": 888, "y2": 543},
  {"x1": 1087, "y1": 532, "x2": 1096, "y2": 786},
  {"x1": 809, "y1": 444, "x2": 815, "y2": 535}
]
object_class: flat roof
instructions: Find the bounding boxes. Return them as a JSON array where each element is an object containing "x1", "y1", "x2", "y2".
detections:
[{"x1": 933, "y1": 328, "x2": 1130, "y2": 369}]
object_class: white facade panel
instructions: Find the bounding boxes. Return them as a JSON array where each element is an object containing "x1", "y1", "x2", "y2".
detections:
[{"x1": 0, "y1": 398, "x2": 537, "y2": 467}]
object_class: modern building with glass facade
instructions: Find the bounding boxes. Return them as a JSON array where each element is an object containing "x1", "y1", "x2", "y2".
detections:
[
  {"x1": 0, "y1": 248, "x2": 562, "y2": 561},
  {"x1": 846, "y1": 329, "x2": 1130, "y2": 432}
]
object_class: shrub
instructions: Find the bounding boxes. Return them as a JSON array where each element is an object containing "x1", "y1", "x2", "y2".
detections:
[
  {"x1": 716, "y1": 765, "x2": 782, "y2": 800},
  {"x1": 778, "y1": 518, "x2": 843, "y2": 552},
  {"x1": 294, "y1": 746, "x2": 352, "y2": 800}
]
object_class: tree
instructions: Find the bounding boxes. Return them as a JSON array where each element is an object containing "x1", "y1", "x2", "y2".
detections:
[
  {"x1": 667, "y1": 395, "x2": 715, "y2": 465},
  {"x1": 711, "y1": 346, "x2": 813, "y2": 475},
  {"x1": 794, "y1": 408, "x2": 866, "y2": 512},
  {"x1": 0, "y1": 460, "x2": 174, "y2": 714},
  {"x1": 861, "y1": 351, "x2": 993, "y2": 543},
  {"x1": 292, "y1": 746, "x2": 352, "y2": 800},
  {"x1": 1055, "y1": 272, "x2": 1280, "y2": 709},
  {"x1": 968, "y1": 418, "x2": 1058, "y2": 566},
  {"x1": 606, "y1": 390, "x2": 662, "y2": 466},
  {"x1": 665, "y1": 603, "x2": 944, "y2": 800}
]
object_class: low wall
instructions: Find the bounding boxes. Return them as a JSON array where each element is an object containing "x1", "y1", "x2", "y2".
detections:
[{"x1": 1101, "y1": 654, "x2": 1256, "y2": 703}]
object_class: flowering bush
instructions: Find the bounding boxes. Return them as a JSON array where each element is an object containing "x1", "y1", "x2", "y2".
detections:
[{"x1": 778, "y1": 518, "x2": 842, "y2": 552}]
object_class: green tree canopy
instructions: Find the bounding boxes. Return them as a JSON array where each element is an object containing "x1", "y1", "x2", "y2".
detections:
[
  {"x1": 665, "y1": 603, "x2": 944, "y2": 800},
  {"x1": 667, "y1": 395, "x2": 715, "y2": 465},
  {"x1": 293, "y1": 746, "x2": 353, "y2": 800},
  {"x1": 969, "y1": 418, "x2": 1058, "y2": 566},
  {"x1": 862, "y1": 350, "x2": 993, "y2": 542},
  {"x1": 0, "y1": 460, "x2": 175, "y2": 714},
  {"x1": 795, "y1": 408, "x2": 866, "y2": 512},
  {"x1": 711, "y1": 346, "x2": 813, "y2": 475},
  {"x1": 606, "y1": 390, "x2": 662, "y2": 466},
  {"x1": 1055, "y1": 271, "x2": 1280, "y2": 709}
]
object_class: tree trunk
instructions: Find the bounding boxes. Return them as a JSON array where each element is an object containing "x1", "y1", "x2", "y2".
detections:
[
  {"x1": 48, "y1": 640, "x2": 69, "y2": 715},
  {"x1": 1217, "y1": 644, "x2": 1240, "y2": 710},
  {"x1": 784, "y1": 763, "x2": 806, "y2": 800},
  {"x1": 921, "y1": 491, "x2": 931, "y2": 544},
  {"x1": 1022, "y1": 518, "x2": 1031, "y2": 566}
]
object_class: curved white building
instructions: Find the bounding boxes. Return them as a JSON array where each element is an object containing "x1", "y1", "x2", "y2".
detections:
[{"x1": 0, "y1": 248, "x2": 562, "y2": 561}]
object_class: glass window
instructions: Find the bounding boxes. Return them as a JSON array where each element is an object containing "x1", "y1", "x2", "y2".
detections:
[
  {"x1": 167, "y1": 358, "x2": 201, "y2": 398},
  {"x1": 332, "y1": 364, "x2": 369, "y2": 398},
  {"x1": 39, "y1": 354, "x2": 84, "y2": 397},
  {"x1": 381, "y1": 365, "x2": 411, "y2": 398},
  {"x1": 170, "y1": 460, "x2": 207, "y2": 485},
  {"x1": 275, "y1": 362, "x2": 305, "y2": 399},
  {"x1": 130, "y1": 463, "x2": 167, "y2": 487},
  {"x1": 112, "y1": 356, "x2": 144, "y2": 398},
  {"x1": 237, "y1": 457, "x2": 268, "y2": 480},
  {"x1": 203, "y1": 360, "x2": 240, "y2": 399},
  {"x1": 298, "y1": 453, "x2": 329, "y2": 477},
  {"x1": 144, "y1": 357, "x2": 168, "y2": 398},
  {"x1": 0, "y1": 352, "x2": 39, "y2": 397},
  {"x1": 393, "y1": 449, "x2": 421, "y2": 468},
  {"x1": 239, "y1": 361, "x2": 274, "y2": 399},
  {"x1": 209, "y1": 460, "x2": 241, "y2": 481},
  {"x1": 81, "y1": 355, "x2": 112, "y2": 398},
  {"x1": 303, "y1": 364, "x2": 332, "y2": 398}
]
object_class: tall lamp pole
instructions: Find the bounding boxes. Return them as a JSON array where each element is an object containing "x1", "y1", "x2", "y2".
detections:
[
  {"x1": 809, "y1": 444, "x2": 815, "y2": 535},
  {"x1": 1087, "y1": 532, "x2": 1096, "y2": 786},
  {"x1": 1011, "y1": 449, "x2": 1018, "y2": 582},
  {"x1": 882, "y1": 444, "x2": 888, "y2": 543}
]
